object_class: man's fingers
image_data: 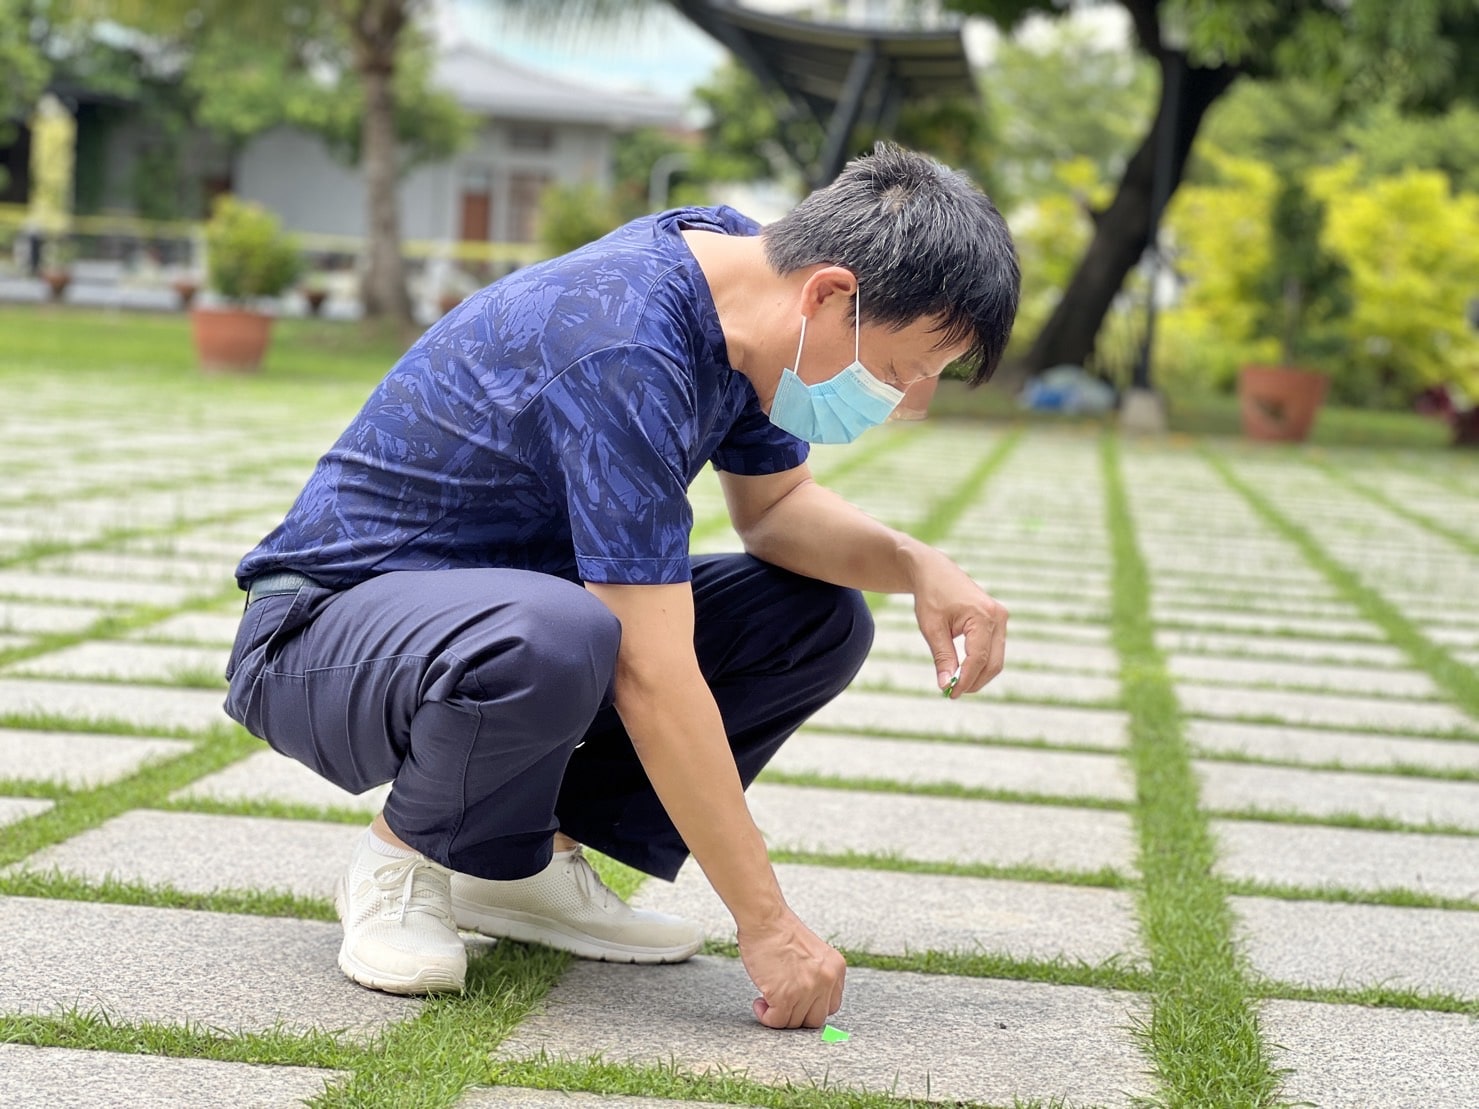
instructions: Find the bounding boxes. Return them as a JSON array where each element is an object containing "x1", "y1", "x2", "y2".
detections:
[
  {"x1": 756, "y1": 996, "x2": 794, "y2": 1029},
  {"x1": 921, "y1": 622, "x2": 960, "y2": 690},
  {"x1": 829, "y1": 974, "x2": 845, "y2": 1015},
  {"x1": 960, "y1": 605, "x2": 1009, "y2": 693},
  {"x1": 802, "y1": 994, "x2": 831, "y2": 1030}
]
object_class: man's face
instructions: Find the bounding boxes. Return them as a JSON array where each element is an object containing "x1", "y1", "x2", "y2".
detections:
[{"x1": 794, "y1": 303, "x2": 969, "y2": 392}]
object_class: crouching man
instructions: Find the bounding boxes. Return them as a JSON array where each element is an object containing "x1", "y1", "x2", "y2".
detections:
[{"x1": 224, "y1": 143, "x2": 1019, "y2": 1029}]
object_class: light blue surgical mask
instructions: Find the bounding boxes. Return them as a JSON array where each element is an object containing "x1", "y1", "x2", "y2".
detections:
[{"x1": 767, "y1": 297, "x2": 904, "y2": 444}]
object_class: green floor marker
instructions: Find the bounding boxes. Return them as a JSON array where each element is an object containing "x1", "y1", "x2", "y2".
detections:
[{"x1": 821, "y1": 1025, "x2": 850, "y2": 1043}]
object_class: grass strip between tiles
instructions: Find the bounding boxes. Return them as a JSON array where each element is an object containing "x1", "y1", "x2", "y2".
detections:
[
  {"x1": 487, "y1": 1054, "x2": 1077, "y2": 1109},
  {"x1": 1203, "y1": 448, "x2": 1479, "y2": 724},
  {"x1": 1102, "y1": 435, "x2": 1281, "y2": 1109},
  {"x1": 1307, "y1": 456, "x2": 1479, "y2": 560},
  {"x1": 0, "y1": 724, "x2": 260, "y2": 868}
]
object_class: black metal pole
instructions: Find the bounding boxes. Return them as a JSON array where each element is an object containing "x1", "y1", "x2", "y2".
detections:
[{"x1": 1133, "y1": 49, "x2": 1185, "y2": 391}]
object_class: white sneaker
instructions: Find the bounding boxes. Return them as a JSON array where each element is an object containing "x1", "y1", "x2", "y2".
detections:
[
  {"x1": 450, "y1": 846, "x2": 704, "y2": 964},
  {"x1": 333, "y1": 835, "x2": 467, "y2": 995}
]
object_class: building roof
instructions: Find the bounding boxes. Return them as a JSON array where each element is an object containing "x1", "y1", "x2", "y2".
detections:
[
  {"x1": 669, "y1": 1, "x2": 975, "y2": 185},
  {"x1": 434, "y1": 43, "x2": 687, "y2": 130}
]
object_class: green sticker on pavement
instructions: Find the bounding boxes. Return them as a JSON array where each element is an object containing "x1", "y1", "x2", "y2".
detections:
[{"x1": 821, "y1": 1025, "x2": 850, "y2": 1043}]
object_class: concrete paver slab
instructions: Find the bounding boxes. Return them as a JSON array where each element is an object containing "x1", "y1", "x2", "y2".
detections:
[
  {"x1": 497, "y1": 957, "x2": 1151, "y2": 1106},
  {"x1": 1177, "y1": 683, "x2": 1474, "y2": 735},
  {"x1": 0, "y1": 895, "x2": 415, "y2": 1037},
  {"x1": 175, "y1": 749, "x2": 390, "y2": 813},
  {"x1": 775, "y1": 732, "x2": 1134, "y2": 801},
  {"x1": 17, "y1": 809, "x2": 359, "y2": 898},
  {"x1": 0, "y1": 678, "x2": 230, "y2": 732},
  {"x1": 1426, "y1": 625, "x2": 1479, "y2": 648},
  {"x1": 0, "y1": 728, "x2": 191, "y2": 788},
  {"x1": 129, "y1": 612, "x2": 244, "y2": 646},
  {"x1": 1212, "y1": 820, "x2": 1479, "y2": 899},
  {"x1": 1168, "y1": 655, "x2": 1436, "y2": 698},
  {"x1": 812, "y1": 690, "x2": 1128, "y2": 748},
  {"x1": 5, "y1": 641, "x2": 228, "y2": 684},
  {"x1": 32, "y1": 551, "x2": 235, "y2": 584},
  {"x1": 0, "y1": 796, "x2": 53, "y2": 827},
  {"x1": 1153, "y1": 609, "x2": 1381, "y2": 639},
  {"x1": 854, "y1": 657, "x2": 1120, "y2": 704},
  {"x1": 636, "y1": 862, "x2": 1143, "y2": 964},
  {"x1": 1156, "y1": 630, "x2": 1405, "y2": 665},
  {"x1": 748, "y1": 783, "x2": 1136, "y2": 874},
  {"x1": 1232, "y1": 897, "x2": 1479, "y2": 998},
  {"x1": 1197, "y1": 761, "x2": 1479, "y2": 829},
  {"x1": 1186, "y1": 719, "x2": 1479, "y2": 773},
  {"x1": 1004, "y1": 618, "x2": 1114, "y2": 644},
  {"x1": 1262, "y1": 999, "x2": 1478, "y2": 1108},
  {"x1": 0, "y1": 1044, "x2": 341, "y2": 1108},
  {"x1": 462, "y1": 1093, "x2": 750, "y2": 1109},
  {"x1": 0, "y1": 601, "x2": 106, "y2": 635},
  {"x1": 0, "y1": 572, "x2": 193, "y2": 607}
]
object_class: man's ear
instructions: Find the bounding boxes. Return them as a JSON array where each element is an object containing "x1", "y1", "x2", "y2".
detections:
[{"x1": 796, "y1": 266, "x2": 858, "y2": 320}]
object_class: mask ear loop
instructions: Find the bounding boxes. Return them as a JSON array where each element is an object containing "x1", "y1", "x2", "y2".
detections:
[
  {"x1": 793, "y1": 316, "x2": 807, "y2": 375},
  {"x1": 853, "y1": 290, "x2": 861, "y2": 364}
]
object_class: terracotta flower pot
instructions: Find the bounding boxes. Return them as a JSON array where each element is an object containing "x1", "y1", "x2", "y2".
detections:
[
  {"x1": 191, "y1": 306, "x2": 275, "y2": 373},
  {"x1": 172, "y1": 279, "x2": 199, "y2": 309},
  {"x1": 42, "y1": 270, "x2": 71, "y2": 301},
  {"x1": 1237, "y1": 365, "x2": 1330, "y2": 443}
]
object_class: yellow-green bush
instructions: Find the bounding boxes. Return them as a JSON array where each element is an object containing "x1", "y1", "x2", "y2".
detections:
[{"x1": 1310, "y1": 161, "x2": 1479, "y2": 398}]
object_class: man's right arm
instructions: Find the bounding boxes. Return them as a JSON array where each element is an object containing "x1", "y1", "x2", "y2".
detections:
[{"x1": 585, "y1": 580, "x2": 845, "y2": 1029}]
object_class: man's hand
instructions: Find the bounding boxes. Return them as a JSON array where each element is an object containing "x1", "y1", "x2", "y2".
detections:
[
  {"x1": 908, "y1": 546, "x2": 1009, "y2": 697},
  {"x1": 586, "y1": 580, "x2": 842, "y2": 1028},
  {"x1": 737, "y1": 908, "x2": 846, "y2": 1029}
]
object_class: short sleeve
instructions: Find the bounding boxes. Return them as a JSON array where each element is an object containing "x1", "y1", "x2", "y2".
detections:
[
  {"x1": 711, "y1": 391, "x2": 810, "y2": 476},
  {"x1": 531, "y1": 346, "x2": 696, "y2": 585}
]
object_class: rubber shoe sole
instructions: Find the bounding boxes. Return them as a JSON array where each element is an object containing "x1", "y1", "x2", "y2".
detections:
[
  {"x1": 334, "y1": 878, "x2": 466, "y2": 996},
  {"x1": 451, "y1": 899, "x2": 702, "y2": 964}
]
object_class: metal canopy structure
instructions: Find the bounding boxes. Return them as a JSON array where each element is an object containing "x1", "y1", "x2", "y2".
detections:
[{"x1": 670, "y1": 0, "x2": 976, "y2": 188}]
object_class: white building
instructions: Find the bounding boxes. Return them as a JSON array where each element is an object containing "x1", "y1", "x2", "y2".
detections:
[{"x1": 235, "y1": 44, "x2": 684, "y2": 247}]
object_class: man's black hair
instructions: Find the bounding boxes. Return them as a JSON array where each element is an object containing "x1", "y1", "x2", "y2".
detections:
[{"x1": 762, "y1": 142, "x2": 1020, "y2": 386}]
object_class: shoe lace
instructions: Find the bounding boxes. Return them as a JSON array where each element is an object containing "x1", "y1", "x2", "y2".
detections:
[
  {"x1": 563, "y1": 845, "x2": 618, "y2": 911},
  {"x1": 373, "y1": 856, "x2": 456, "y2": 928}
]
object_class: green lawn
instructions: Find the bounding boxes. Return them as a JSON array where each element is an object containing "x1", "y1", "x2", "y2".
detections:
[{"x1": 2, "y1": 304, "x2": 1456, "y2": 450}]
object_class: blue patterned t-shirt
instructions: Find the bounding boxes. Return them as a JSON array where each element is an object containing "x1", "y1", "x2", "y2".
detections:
[{"x1": 236, "y1": 206, "x2": 808, "y2": 589}]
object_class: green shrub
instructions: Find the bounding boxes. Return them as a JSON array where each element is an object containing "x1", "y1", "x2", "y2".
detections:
[
  {"x1": 537, "y1": 183, "x2": 622, "y2": 258},
  {"x1": 204, "y1": 195, "x2": 303, "y2": 302}
]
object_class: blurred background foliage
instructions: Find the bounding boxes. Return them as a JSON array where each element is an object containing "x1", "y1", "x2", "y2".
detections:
[{"x1": 5, "y1": 0, "x2": 1478, "y2": 415}]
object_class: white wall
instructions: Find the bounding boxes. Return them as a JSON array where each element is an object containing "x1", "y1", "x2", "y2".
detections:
[{"x1": 233, "y1": 121, "x2": 613, "y2": 245}]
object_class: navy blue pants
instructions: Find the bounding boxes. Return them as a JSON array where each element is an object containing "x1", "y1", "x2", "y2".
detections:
[{"x1": 224, "y1": 555, "x2": 872, "y2": 882}]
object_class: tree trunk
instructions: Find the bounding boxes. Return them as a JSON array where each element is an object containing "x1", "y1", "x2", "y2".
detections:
[
  {"x1": 351, "y1": 0, "x2": 413, "y2": 324},
  {"x1": 1022, "y1": 57, "x2": 1238, "y2": 375}
]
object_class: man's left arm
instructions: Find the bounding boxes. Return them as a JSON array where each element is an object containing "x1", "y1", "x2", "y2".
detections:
[{"x1": 719, "y1": 466, "x2": 1007, "y2": 696}]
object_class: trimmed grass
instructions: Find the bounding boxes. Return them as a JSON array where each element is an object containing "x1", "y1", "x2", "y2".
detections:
[
  {"x1": 2, "y1": 307, "x2": 1475, "y2": 1106},
  {"x1": 0, "y1": 303, "x2": 406, "y2": 388},
  {"x1": 1204, "y1": 448, "x2": 1479, "y2": 723},
  {"x1": 925, "y1": 378, "x2": 1453, "y2": 449},
  {"x1": 1102, "y1": 435, "x2": 1282, "y2": 1109}
]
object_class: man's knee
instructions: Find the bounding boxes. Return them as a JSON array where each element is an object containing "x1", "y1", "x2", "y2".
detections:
[
  {"x1": 453, "y1": 584, "x2": 622, "y2": 736},
  {"x1": 818, "y1": 583, "x2": 874, "y2": 685}
]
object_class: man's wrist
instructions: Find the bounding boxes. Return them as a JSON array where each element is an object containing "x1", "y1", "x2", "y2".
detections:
[{"x1": 896, "y1": 537, "x2": 948, "y2": 594}]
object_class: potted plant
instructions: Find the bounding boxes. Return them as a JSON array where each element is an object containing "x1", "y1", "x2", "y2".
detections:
[
  {"x1": 192, "y1": 196, "x2": 303, "y2": 373},
  {"x1": 300, "y1": 272, "x2": 331, "y2": 316},
  {"x1": 39, "y1": 238, "x2": 75, "y2": 302},
  {"x1": 1237, "y1": 181, "x2": 1348, "y2": 442},
  {"x1": 171, "y1": 273, "x2": 200, "y2": 309}
]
